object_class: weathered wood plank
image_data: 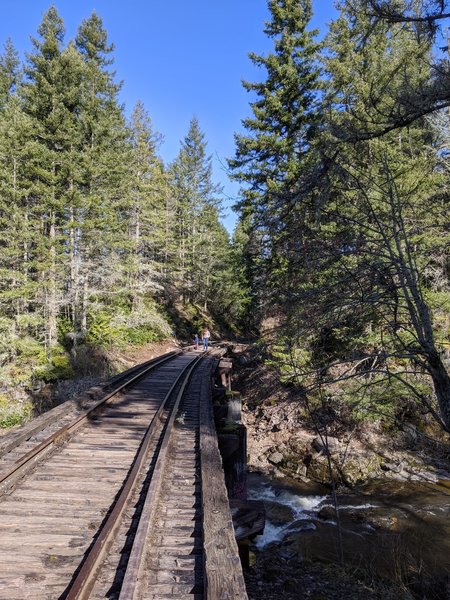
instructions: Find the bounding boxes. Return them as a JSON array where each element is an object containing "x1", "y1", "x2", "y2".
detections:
[{"x1": 200, "y1": 371, "x2": 248, "y2": 600}]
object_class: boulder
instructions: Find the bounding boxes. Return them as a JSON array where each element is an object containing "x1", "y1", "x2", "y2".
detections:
[
  {"x1": 342, "y1": 456, "x2": 382, "y2": 486},
  {"x1": 380, "y1": 461, "x2": 403, "y2": 473},
  {"x1": 312, "y1": 436, "x2": 341, "y2": 454},
  {"x1": 318, "y1": 505, "x2": 337, "y2": 520},
  {"x1": 296, "y1": 464, "x2": 308, "y2": 477},
  {"x1": 264, "y1": 500, "x2": 296, "y2": 525},
  {"x1": 407, "y1": 470, "x2": 438, "y2": 483},
  {"x1": 268, "y1": 451, "x2": 284, "y2": 465},
  {"x1": 306, "y1": 456, "x2": 332, "y2": 484}
]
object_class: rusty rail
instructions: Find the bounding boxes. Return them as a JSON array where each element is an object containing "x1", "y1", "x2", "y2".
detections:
[
  {"x1": 65, "y1": 353, "x2": 203, "y2": 600},
  {"x1": 0, "y1": 350, "x2": 181, "y2": 489},
  {"x1": 117, "y1": 354, "x2": 203, "y2": 599}
]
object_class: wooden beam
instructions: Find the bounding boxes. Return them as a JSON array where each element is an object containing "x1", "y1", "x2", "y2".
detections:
[
  {"x1": 200, "y1": 375, "x2": 248, "y2": 600},
  {"x1": 217, "y1": 424, "x2": 247, "y2": 501}
]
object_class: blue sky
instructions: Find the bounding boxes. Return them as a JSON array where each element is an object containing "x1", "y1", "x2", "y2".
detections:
[{"x1": 0, "y1": 1, "x2": 337, "y2": 232}]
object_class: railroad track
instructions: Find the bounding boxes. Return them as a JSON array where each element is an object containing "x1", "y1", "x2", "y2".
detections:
[{"x1": 0, "y1": 349, "x2": 247, "y2": 600}]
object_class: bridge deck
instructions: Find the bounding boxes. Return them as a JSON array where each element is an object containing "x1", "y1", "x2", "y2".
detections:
[{"x1": 0, "y1": 349, "x2": 248, "y2": 599}]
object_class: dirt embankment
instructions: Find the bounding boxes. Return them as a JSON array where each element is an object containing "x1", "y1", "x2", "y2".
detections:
[
  {"x1": 231, "y1": 344, "x2": 449, "y2": 488},
  {"x1": 39, "y1": 339, "x2": 181, "y2": 410}
]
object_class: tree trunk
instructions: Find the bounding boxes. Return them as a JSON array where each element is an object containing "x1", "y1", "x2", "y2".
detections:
[
  {"x1": 47, "y1": 209, "x2": 57, "y2": 348},
  {"x1": 81, "y1": 277, "x2": 88, "y2": 336},
  {"x1": 428, "y1": 352, "x2": 450, "y2": 431},
  {"x1": 69, "y1": 203, "x2": 77, "y2": 327},
  {"x1": 132, "y1": 200, "x2": 141, "y2": 309}
]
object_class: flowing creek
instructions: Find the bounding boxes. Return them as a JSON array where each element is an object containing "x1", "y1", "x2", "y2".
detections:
[{"x1": 248, "y1": 473, "x2": 450, "y2": 592}]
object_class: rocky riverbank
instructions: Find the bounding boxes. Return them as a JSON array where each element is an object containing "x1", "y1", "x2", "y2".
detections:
[
  {"x1": 232, "y1": 345, "x2": 450, "y2": 488},
  {"x1": 230, "y1": 345, "x2": 450, "y2": 599},
  {"x1": 245, "y1": 473, "x2": 450, "y2": 599}
]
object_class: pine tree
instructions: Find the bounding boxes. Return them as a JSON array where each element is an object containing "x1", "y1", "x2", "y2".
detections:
[
  {"x1": 126, "y1": 101, "x2": 166, "y2": 307},
  {"x1": 292, "y1": 1, "x2": 450, "y2": 430},
  {"x1": 169, "y1": 117, "x2": 223, "y2": 306},
  {"x1": 0, "y1": 43, "x2": 37, "y2": 362},
  {"x1": 229, "y1": 212, "x2": 263, "y2": 331},
  {"x1": 0, "y1": 39, "x2": 19, "y2": 110},
  {"x1": 229, "y1": 0, "x2": 322, "y2": 311},
  {"x1": 74, "y1": 12, "x2": 130, "y2": 336},
  {"x1": 22, "y1": 7, "x2": 84, "y2": 349}
]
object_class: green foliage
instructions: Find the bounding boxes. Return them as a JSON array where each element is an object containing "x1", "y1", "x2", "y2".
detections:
[
  {"x1": 57, "y1": 316, "x2": 75, "y2": 350},
  {"x1": 0, "y1": 410, "x2": 29, "y2": 428},
  {"x1": 33, "y1": 347, "x2": 74, "y2": 382},
  {"x1": 336, "y1": 374, "x2": 434, "y2": 427},
  {"x1": 337, "y1": 378, "x2": 399, "y2": 424},
  {"x1": 121, "y1": 310, "x2": 172, "y2": 346},
  {"x1": 15, "y1": 338, "x2": 46, "y2": 362},
  {"x1": 266, "y1": 342, "x2": 312, "y2": 385},
  {"x1": 124, "y1": 326, "x2": 159, "y2": 345},
  {"x1": 0, "y1": 7, "x2": 246, "y2": 411},
  {"x1": 182, "y1": 304, "x2": 209, "y2": 335},
  {"x1": 228, "y1": 0, "x2": 322, "y2": 320},
  {"x1": 168, "y1": 116, "x2": 232, "y2": 320},
  {"x1": 230, "y1": 0, "x2": 450, "y2": 432},
  {"x1": 85, "y1": 300, "x2": 173, "y2": 350},
  {"x1": 85, "y1": 310, "x2": 123, "y2": 349},
  {"x1": 0, "y1": 395, "x2": 32, "y2": 429}
]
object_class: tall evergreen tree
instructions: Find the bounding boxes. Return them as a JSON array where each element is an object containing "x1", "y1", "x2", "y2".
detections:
[
  {"x1": 169, "y1": 117, "x2": 223, "y2": 307},
  {"x1": 0, "y1": 39, "x2": 19, "y2": 110},
  {"x1": 22, "y1": 7, "x2": 84, "y2": 349},
  {"x1": 283, "y1": 1, "x2": 450, "y2": 430},
  {"x1": 0, "y1": 42, "x2": 36, "y2": 362},
  {"x1": 229, "y1": 0, "x2": 322, "y2": 313},
  {"x1": 74, "y1": 12, "x2": 129, "y2": 336},
  {"x1": 126, "y1": 101, "x2": 166, "y2": 307}
]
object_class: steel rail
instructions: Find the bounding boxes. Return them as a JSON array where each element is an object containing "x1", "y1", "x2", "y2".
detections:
[
  {"x1": 104, "y1": 350, "x2": 179, "y2": 389},
  {"x1": 0, "y1": 350, "x2": 181, "y2": 488},
  {"x1": 0, "y1": 351, "x2": 179, "y2": 460},
  {"x1": 65, "y1": 352, "x2": 203, "y2": 600},
  {"x1": 118, "y1": 353, "x2": 203, "y2": 600},
  {"x1": 0, "y1": 350, "x2": 179, "y2": 460}
]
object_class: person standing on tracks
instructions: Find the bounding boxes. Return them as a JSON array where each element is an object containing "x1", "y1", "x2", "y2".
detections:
[
  {"x1": 202, "y1": 327, "x2": 210, "y2": 351},
  {"x1": 194, "y1": 333, "x2": 200, "y2": 350}
]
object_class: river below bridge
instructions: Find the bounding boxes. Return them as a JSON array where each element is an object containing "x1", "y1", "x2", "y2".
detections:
[{"x1": 247, "y1": 472, "x2": 450, "y2": 598}]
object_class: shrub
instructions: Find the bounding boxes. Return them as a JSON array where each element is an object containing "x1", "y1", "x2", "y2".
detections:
[
  {"x1": 33, "y1": 347, "x2": 74, "y2": 382},
  {"x1": 0, "y1": 396, "x2": 32, "y2": 429},
  {"x1": 86, "y1": 310, "x2": 124, "y2": 349}
]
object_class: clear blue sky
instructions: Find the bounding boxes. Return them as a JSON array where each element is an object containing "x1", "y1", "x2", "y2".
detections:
[{"x1": 0, "y1": 1, "x2": 337, "y2": 232}]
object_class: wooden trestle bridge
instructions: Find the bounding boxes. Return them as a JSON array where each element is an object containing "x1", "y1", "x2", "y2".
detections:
[{"x1": 0, "y1": 347, "x2": 264, "y2": 599}]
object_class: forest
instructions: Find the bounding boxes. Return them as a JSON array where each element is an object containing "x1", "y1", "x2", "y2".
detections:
[
  {"x1": 0, "y1": 7, "x2": 247, "y2": 425},
  {"x1": 0, "y1": 0, "x2": 449, "y2": 456},
  {"x1": 230, "y1": 0, "x2": 450, "y2": 437},
  {"x1": 0, "y1": 0, "x2": 449, "y2": 597}
]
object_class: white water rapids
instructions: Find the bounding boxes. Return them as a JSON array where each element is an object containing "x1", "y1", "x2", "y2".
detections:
[
  {"x1": 248, "y1": 476, "x2": 381, "y2": 548},
  {"x1": 248, "y1": 478, "x2": 325, "y2": 547}
]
